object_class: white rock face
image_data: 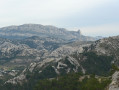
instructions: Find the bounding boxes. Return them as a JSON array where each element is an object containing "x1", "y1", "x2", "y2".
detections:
[
  {"x1": 109, "y1": 71, "x2": 119, "y2": 90},
  {"x1": 6, "y1": 70, "x2": 26, "y2": 85},
  {"x1": 49, "y1": 45, "x2": 76, "y2": 57},
  {"x1": 57, "y1": 62, "x2": 67, "y2": 69},
  {"x1": 29, "y1": 63, "x2": 37, "y2": 72},
  {"x1": 49, "y1": 44, "x2": 87, "y2": 58}
]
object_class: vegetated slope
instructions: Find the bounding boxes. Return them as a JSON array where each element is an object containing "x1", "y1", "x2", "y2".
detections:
[
  {"x1": 4, "y1": 36, "x2": 119, "y2": 90},
  {"x1": 34, "y1": 73, "x2": 111, "y2": 90}
]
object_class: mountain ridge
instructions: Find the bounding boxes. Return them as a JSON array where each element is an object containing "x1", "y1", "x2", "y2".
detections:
[{"x1": 0, "y1": 24, "x2": 97, "y2": 41}]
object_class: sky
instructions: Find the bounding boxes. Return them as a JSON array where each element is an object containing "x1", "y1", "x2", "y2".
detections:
[{"x1": 0, "y1": 0, "x2": 119, "y2": 37}]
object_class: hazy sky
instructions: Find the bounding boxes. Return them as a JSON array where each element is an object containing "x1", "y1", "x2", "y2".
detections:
[{"x1": 0, "y1": 0, "x2": 119, "y2": 36}]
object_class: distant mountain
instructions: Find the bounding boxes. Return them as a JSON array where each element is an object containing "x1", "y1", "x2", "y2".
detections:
[
  {"x1": 94, "y1": 36, "x2": 104, "y2": 40},
  {"x1": 0, "y1": 24, "x2": 96, "y2": 41}
]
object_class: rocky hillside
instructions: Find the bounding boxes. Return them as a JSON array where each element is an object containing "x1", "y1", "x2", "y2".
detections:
[
  {"x1": 4, "y1": 36, "x2": 119, "y2": 90},
  {"x1": 0, "y1": 36, "x2": 69, "y2": 68},
  {"x1": 0, "y1": 35, "x2": 94, "y2": 88},
  {"x1": 0, "y1": 24, "x2": 95, "y2": 41}
]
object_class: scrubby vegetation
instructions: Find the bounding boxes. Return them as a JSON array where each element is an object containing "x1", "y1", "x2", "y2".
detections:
[
  {"x1": 0, "y1": 71, "x2": 112, "y2": 90},
  {"x1": 34, "y1": 73, "x2": 111, "y2": 90},
  {"x1": 81, "y1": 52, "x2": 113, "y2": 76}
]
